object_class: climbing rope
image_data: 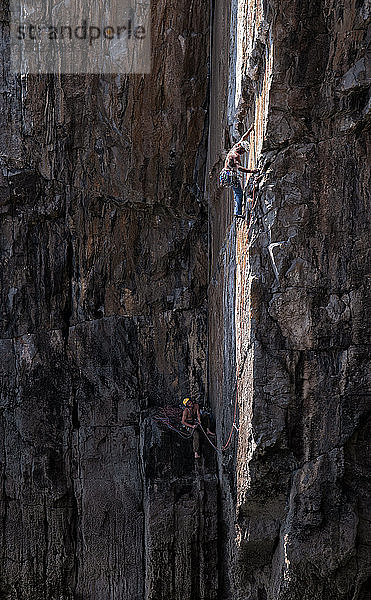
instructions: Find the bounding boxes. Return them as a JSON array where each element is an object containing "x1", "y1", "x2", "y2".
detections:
[
  {"x1": 154, "y1": 417, "x2": 194, "y2": 440},
  {"x1": 195, "y1": 377, "x2": 239, "y2": 455},
  {"x1": 153, "y1": 407, "x2": 194, "y2": 440},
  {"x1": 207, "y1": 182, "x2": 258, "y2": 454},
  {"x1": 198, "y1": 422, "x2": 220, "y2": 453},
  {"x1": 246, "y1": 184, "x2": 258, "y2": 233},
  {"x1": 154, "y1": 182, "x2": 258, "y2": 455},
  {"x1": 221, "y1": 381, "x2": 239, "y2": 451},
  {"x1": 153, "y1": 393, "x2": 239, "y2": 454}
]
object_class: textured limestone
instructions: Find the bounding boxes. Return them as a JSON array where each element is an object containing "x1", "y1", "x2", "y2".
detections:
[
  {"x1": 208, "y1": 0, "x2": 370, "y2": 598},
  {"x1": 1, "y1": 0, "x2": 370, "y2": 598},
  {"x1": 0, "y1": 0, "x2": 213, "y2": 598}
]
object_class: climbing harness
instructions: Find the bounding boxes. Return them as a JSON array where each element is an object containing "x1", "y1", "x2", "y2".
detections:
[{"x1": 219, "y1": 168, "x2": 241, "y2": 188}]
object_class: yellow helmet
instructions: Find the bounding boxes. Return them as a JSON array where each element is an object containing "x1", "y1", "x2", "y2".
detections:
[{"x1": 183, "y1": 398, "x2": 190, "y2": 406}]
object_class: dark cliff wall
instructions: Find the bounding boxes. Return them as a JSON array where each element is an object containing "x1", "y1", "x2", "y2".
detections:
[
  {"x1": 208, "y1": 0, "x2": 370, "y2": 599},
  {"x1": 0, "y1": 2, "x2": 215, "y2": 599},
  {"x1": 1, "y1": 0, "x2": 370, "y2": 598}
]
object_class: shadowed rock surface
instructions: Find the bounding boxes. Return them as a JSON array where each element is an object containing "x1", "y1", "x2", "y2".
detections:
[
  {"x1": 0, "y1": 1, "x2": 214, "y2": 598},
  {"x1": 1, "y1": 0, "x2": 370, "y2": 599}
]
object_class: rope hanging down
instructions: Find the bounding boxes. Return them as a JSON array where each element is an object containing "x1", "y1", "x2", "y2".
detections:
[
  {"x1": 196, "y1": 376, "x2": 239, "y2": 455},
  {"x1": 154, "y1": 185, "x2": 258, "y2": 454},
  {"x1": 221, "y1": 380, "x2": 239, "y2": 451},
  {"x1": 208, "y1": 184, "x2": 257, "y2": 453},
  {"x1": 203, "y1": 184, "x2": 257, "y2": 453}
]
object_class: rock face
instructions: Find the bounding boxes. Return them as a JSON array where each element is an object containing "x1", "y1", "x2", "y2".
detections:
[
  {"x1": 208, "y1": 0, "x2": 370, "y2": 599},
  {"x1": 0, "y1": 1, "x2": 215, "y2": 598},
  {"x1": 1, "y1": 0, "x2": 370, "y2": 598}
]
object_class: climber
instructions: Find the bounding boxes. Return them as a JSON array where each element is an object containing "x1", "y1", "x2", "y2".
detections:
[
  {"x1": 181, "y1": 398, "x2": 215, "y2": 459},
  {"x1": 182, "y1": 398, "x2": 201, "y2": 458},
  {"x1": 219, "y1": 123, "x2": 259, "y2": 217}
]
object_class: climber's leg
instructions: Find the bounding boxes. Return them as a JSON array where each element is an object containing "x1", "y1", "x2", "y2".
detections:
[
  {"x1": 193, "y1": 428, "x2": 201, "y2": 458},
  {"x1": 232, "y1": 182, "x2": 244, "y2": 216},
  {"x1": 202, "y1": 413, "x2": 216, "y2": 437}
]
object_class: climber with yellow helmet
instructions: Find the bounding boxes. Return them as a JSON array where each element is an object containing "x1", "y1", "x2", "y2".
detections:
[
  {"x1": 181, "y1": 398, "x2": 215, "y2": 459},
  {"x1": 181, "y1": 398, "x2": 202, "y2": 458}
]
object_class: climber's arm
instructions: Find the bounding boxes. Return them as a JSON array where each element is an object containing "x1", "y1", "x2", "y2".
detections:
[
  {"x1": 240, "y1": 123, "x2": 254, "y2": 142},
  {"x1": 237, "y1": 166, "x2": 259, "y2": 174}
]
